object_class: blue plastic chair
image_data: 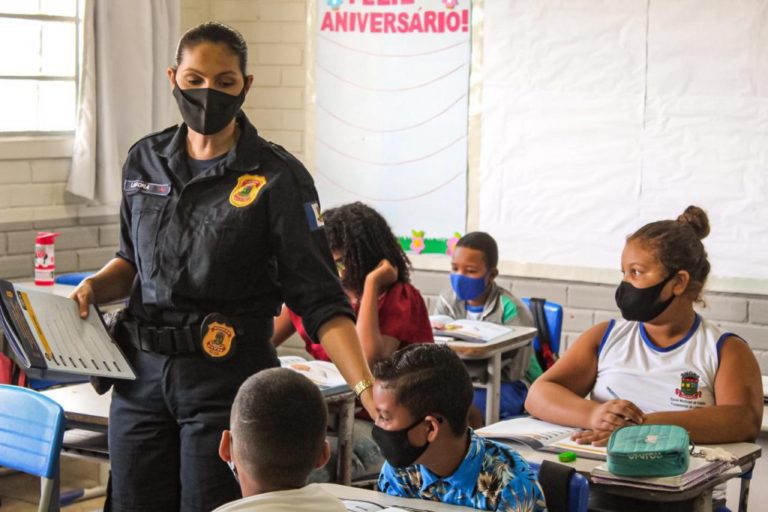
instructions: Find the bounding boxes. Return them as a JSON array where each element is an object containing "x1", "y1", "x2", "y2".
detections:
[
  {"x1": 0, "y1": 384, "x2": 65, "y2": 512},
  {"x1": 522, "y1": 297, "x2": 564, "y2": 355},
  {"x1": 529, "y1": 461, "x2": 589, "y2": 512}
]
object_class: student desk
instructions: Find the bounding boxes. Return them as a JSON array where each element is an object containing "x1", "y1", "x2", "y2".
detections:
[
  {"x1": 507, "y1": 441, "x2": 761, "y2": 512},
  {"x1": 42, "y1": 382, "x2": 359, "y2": 485},
  {"x1": 320, "y1": 483, "x2": 478, "y2": 511},
  {"x1": 442, "y1": 325, "x2": 537, "y2": 425}
]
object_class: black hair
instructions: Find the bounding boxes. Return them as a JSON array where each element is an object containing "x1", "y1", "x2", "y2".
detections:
[
  {"x1": 373, "y1": 344, "x2": 473, "y2": 436},
  {"x1": 628, "y1": 205, "x2": 711, "y2": 302},
  {"x1": 323, "y1": 202, "x2": 411, "y2": 298},
  {"x1": 456, "y1": 231, "x2": 499, "y2": 270},
  {"x1": 175, "y1": 22, "x2": 248, "y2": 77},
  {"x1": 230, "y1": 368, "x2": 327, "y2": 487}
]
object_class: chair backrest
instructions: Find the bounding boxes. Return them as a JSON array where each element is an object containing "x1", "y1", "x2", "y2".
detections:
[
  {"x1": 522, "y1": 297, "x2": 564, "y2": 354},
  {"x1": 0, "y1": 384, "x2": 65, "y2": 479},
  {"x1": 529, "y1": 461, "x2": 589, "y2": 512}
]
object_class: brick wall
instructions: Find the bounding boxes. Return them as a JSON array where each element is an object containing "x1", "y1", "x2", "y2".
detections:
[
  {"x1": 411, "y1": 270, "x2": 768, "y2": 374},
  {"x1": 209, "y1": 0, "x2": 308, "y2": 162}
]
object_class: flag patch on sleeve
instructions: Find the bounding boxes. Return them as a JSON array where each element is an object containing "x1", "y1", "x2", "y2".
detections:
[{"x1": 304, "y1": 202, "x2": 324, "y2": 231}]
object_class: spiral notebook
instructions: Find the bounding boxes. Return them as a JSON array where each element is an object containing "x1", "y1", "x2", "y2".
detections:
[{"x1": 0, "y1": 280, "x2": 135, "y2": 380}]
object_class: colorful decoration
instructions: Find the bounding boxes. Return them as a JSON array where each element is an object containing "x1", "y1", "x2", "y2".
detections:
[
  {"x1": 327, "y1": 0, "x2": 343, "y2": 9},
  {"x1": 446, "y1": 232, "x2": 461, "y2": 255},
  {"x1": 410, "y1": 230, "x2": 426, "y2": 254},
  {"x1": 443, "y1": 0, "x2": 458, "y2": 9}
]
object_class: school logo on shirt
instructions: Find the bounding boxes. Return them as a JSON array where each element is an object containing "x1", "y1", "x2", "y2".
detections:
[
  {"x1": 674, "y1": 371, "x2": 702, "y2": 400},
  {"x1": 303, "y1": 201, "x2": 324, "y2": 231},
  {"x1": 201, "y1": 321, "x2": 236, "y2": 360},
  {"x1": 229, "y1": 174, "x2": 267, "y2": 208}
]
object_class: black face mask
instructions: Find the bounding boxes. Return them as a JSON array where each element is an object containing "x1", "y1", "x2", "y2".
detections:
[
  {"x1": 615, "y1": 271, "x2": 678, "y2": 322},
  {"x1": 372, "y1": 417, "x2": 429, "y2": 468},
  {"x1": 173, "y1": 84, "x2": 245, "y2": 135}
]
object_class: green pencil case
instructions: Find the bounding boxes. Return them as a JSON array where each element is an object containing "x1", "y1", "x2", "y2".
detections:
[{"x1": 606, "y1": 424, "x2": 690, "y2": 477}]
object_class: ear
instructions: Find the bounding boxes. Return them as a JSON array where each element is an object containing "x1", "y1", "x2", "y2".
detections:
[
  {"x1": 243, "y1": 74, "x2": 254, "y2": 95},
  {"x1": 167, "y1": 67, "x2": 177, "y2": 91},
  {"x1": 219, "y1": 430, "x2": 232, "y2": 463},
  {"x1": 314, "y1": 439, "x2": 331, "y2": 469},
  {"x1": 672, "y1": 270, "x2": 690, "y2": 296},
  {"x1": 424, "y1": 415, "x2": 443, "y2": 443},
  {"x1": 488, "y1": 267, "x2": 499, "y2": 281}
]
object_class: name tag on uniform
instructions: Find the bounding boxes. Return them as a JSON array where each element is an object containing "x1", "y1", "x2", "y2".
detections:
[{"x1": 124, "y1": 180, "x2": 172, "y2": 196}]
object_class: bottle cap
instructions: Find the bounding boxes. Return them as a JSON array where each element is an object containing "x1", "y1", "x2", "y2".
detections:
[
  {"x1": 558, "y1": 451, "x2": 577, "y2": 463},
  {"x1": 35, "y1": 232, "x2": 60, "y2": 244}
]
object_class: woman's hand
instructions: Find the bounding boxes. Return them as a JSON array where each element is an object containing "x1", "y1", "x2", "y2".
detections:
[
  {"x1": 69, "y1": 279, "x2": 96, "y2": 319},
  {"x1": 571, "y1": 429, "x2": 613, "y2": 447},
  {"x1": 365, "y1": 259, "x2": 398, "y2": 292},
  {"x1": 588, "y1": 399, "x2": 644, "y2": 432}
]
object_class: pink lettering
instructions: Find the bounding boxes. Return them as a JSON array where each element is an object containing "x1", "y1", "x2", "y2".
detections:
[
  {"x1": 370, "y1": 12, "x2": 382, "y2": 32},
  {"x1": 424, "y1": 11, "x2": 437, "y2": 32},
  {"x1": 446, "y1": 11, "x2": 460, "y2": 31},
  {"x1": 383, "y1": 12, "x2": 396, "y2": 32}
]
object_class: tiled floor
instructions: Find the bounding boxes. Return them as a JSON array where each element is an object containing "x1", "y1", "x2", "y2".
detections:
[{"x1": 0, "y1": 458, "x2": 106, "y2": 511}]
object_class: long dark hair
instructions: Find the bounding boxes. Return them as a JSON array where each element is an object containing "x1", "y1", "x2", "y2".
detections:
[{"x1": 323, "y1": 202, "x2": 411, "y2": 298}]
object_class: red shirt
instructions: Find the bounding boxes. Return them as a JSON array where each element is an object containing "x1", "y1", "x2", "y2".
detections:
[{"x1": 288, "y1": 282, "x2": 433, "y2": 361}]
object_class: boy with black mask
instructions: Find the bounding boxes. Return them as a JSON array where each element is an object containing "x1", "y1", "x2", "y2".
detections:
[{"x1": 372, "y1": 344, "x2": 545, "y2": 511}]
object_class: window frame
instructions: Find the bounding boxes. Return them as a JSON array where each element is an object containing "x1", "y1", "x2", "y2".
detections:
[{"x1": 0, "y1": 8, "x2": 81, "y2": 137}]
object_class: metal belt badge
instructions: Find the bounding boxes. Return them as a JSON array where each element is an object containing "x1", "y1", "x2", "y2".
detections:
[{"x1": 200, "y1": 313, "x2": 237, "y2": 362}]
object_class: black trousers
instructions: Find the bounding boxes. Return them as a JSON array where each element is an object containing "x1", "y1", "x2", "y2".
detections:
[{"x1": 107, "y1": 318, "x2": 278, "y2": 512}]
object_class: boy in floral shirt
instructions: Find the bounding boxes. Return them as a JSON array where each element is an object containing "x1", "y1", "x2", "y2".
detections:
[{"x1": 372, "y1": 345, "x2": 545, "y2": 511}]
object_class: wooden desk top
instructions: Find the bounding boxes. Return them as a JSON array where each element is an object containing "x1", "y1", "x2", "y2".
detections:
[
  {"x1": 320, "y1": 483, "x2": 478, "y2": 511},
  {"x1": 442, "y1": 325, "x2": 537, "y2": 359}
]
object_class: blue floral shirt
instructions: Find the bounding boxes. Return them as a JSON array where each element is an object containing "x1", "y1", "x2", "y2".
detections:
[{"x1": 378, "y1": 430, "x2": 545, "y2": 511}]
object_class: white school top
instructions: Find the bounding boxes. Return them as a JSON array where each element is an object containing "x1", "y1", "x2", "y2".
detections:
[
  {"x1": 213, "y1": 484, "x2": 346, "y2": 512},
  {"x1": 592, "y1": 315, "x2": 737, "y2": 413}
]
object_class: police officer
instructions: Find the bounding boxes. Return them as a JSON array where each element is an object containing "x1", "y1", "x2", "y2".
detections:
[{"x1": 70, "y1": 22, "x2": 376, "y2": 512}]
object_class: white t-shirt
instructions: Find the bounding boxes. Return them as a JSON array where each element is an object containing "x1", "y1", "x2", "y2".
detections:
[
  {"x1": 592, "y1": 315, "x2": 736, "y2": 412},
  {"x1": 213, "y1": 483, "x2": 346, "y2": 512}
]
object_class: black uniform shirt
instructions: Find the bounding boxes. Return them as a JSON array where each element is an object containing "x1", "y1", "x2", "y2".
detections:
[{"x1": 116, "y1": 112, "x2": 354, "y2": 341}]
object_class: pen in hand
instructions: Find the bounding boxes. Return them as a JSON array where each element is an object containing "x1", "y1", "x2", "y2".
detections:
[{"x1": 607, "y1": 386, "x2": 640, "y2": 424}]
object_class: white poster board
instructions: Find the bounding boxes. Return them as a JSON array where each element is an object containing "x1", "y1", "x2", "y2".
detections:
[
  {"x1": 313, "y1": 0, "x2": 470, "y2": 249},
  {"x1": 478, "y1": 1, "x2": 768, "y2": 287}
]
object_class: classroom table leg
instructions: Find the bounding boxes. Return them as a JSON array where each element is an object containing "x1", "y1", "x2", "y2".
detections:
[
  {"x1": 485, "y1": 352, "x2": 502, "y2": 425},
  {"x1": 335, "y1": 397, "x2": 355, "y2": 486},
  {"x1": 690, "y1": 487, "x2": 713, "y2": 512}
]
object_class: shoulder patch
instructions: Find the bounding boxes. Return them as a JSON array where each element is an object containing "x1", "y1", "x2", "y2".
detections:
[{"x1": 127, "y1": 124, "x2": 179, "y2": 154}]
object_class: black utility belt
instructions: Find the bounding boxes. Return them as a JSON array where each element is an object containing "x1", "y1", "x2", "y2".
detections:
[{"x1": 121, "y1": 313, "x2": 267, "y2": 362}]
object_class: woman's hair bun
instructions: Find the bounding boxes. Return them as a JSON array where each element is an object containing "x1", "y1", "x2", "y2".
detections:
[{"x1": 676, "y1": 205, "x2": 710, "y2": 240}]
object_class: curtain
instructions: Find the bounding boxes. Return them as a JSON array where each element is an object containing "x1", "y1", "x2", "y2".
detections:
[{"x1": 68, "y1": 0, "x2": 180, "y2": 204}]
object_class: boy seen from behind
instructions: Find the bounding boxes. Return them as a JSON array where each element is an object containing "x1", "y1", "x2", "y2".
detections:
[
  {"x1": 372, "y1": 344, "x2": 545, "y2": 511},
  {"x1": 215, "y1": 368, "x2": 345, "y2": 511},
  {"x1": 434, "y1": 231, "x2": 542, "y2": 418}
]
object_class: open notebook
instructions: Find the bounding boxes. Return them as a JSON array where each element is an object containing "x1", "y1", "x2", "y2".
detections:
[
  {"x1": 476, "y1": 417, "x2": 608, "y2": 460},
  {"x1": 430, "y1": 315, "x2": 516, "y2": 344},
  {"x1": 279, "y1": 356, "x2": 349, "y2": 396}
]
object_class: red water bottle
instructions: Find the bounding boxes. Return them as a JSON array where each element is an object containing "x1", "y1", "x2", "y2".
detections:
[{"x1": 34, "y1": 232, "x2": 60, "y2": 286}]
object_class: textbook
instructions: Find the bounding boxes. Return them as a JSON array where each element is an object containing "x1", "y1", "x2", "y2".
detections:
[
  {"x1": 0, "y1": 280, "x2": 135, "y2": 380},
  {"x1": 591, "y1": 455, "x2": 732, "y2": 491},
  {"x1": 429, "y1": 315, "x2": 516, "y2": 344},
  {"x1": 279, "y1": 356, "x2": 349, "y2": 396},
  {"x1": 476, "y1": 417, "x2": 608, "y2": 460}
]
